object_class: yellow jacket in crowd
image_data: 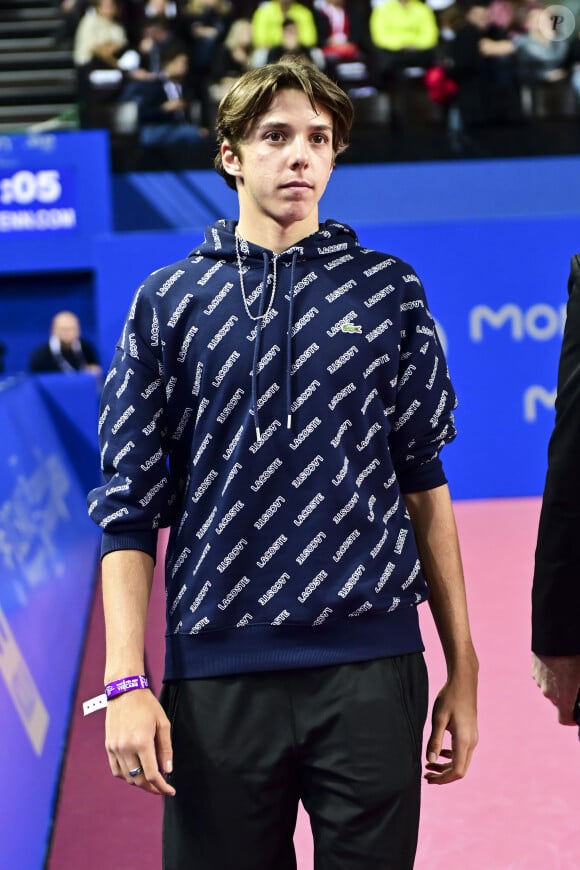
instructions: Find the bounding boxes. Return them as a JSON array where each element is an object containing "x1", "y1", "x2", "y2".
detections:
[
  {"x1": 370, "y1": 0, "x2": 439, "y2": 52},
  {"x1": 251, "y1": 1, "x2": 318, "y2": 49}
]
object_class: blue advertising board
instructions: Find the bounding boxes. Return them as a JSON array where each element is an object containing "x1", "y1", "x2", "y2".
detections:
[
  {"x1": 354, "y1": 217, "x2": 577, "y2": 499},
  {"x1": 0, "y1": 165, "x2": 76, "y2": 230},
  {"x1": 0, "y1": 374, "x2": 101, "y2": 870},
  {"x1": 0, "y1": 130, "x2": 112, "y2": 270}
]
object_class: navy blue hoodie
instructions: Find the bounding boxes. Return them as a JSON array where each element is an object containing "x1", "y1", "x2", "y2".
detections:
[{"x1": 88, "y1": 219, "x2": 457, "y2": 679}]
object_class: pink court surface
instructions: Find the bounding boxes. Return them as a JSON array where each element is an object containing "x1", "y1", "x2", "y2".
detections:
[{"x1": 49, "y1": 497, "x2": 578, "y2": 869}]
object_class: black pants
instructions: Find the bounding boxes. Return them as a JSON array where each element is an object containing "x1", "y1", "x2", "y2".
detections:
[{"x1": 161, "y1": 654, "x2": 428, "y2": 870}]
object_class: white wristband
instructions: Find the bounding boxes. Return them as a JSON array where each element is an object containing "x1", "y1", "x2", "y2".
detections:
[{"x1": 82, "y1": 692, "x2": 108, "y2": 716}]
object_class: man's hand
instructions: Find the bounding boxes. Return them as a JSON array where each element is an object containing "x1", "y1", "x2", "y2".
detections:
[
  {"x1": 424, "y1": 663, "x2": 479, "y2": 785},
  {"x1": 531, "y1": 652, "x2": 580, "y2": 725},
  {"x1": 105, "y1": 689, "x2": 176, "y2": 796}
]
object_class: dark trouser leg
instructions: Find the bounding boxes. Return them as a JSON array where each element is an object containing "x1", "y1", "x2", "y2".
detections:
[
  {"x1": 161, "y1": 675, "x2": 299, "y2": 870},
  {"x1": 161, "y1": 654, "x2": 428, "y2": 870},
  {"x1": 295, "y1": 655, "x2": 428, "y2": 870}
]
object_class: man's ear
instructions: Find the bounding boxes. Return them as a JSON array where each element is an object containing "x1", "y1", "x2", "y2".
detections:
[{"x1": 221, "y1": 141, "x2": 243, "y2": 182}]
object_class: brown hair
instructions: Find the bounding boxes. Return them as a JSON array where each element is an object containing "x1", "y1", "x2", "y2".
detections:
[{"x1": 214, "y1": 57, "x2": 354, "y2": 190}]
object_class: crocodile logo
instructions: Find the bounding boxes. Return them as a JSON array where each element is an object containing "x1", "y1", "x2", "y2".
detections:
[{"x1": 341, "y1": 322, "x2": 362, "y2": 334}]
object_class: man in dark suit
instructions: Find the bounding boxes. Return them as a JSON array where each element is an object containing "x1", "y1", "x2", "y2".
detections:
[
  {"x1": 29, "y1": 310, "x2": 102, "y2": 376},
  {"x1": 120, "y1": 42, "x2": 209, "y2": 148},
  {"x1": 532, "y1": 253, "x2": 580, "y2": 726}
]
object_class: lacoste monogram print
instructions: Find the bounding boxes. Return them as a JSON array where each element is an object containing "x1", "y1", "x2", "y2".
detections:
[{"x1": 90, "y1": 220, "x2": 457, "y2": 650}]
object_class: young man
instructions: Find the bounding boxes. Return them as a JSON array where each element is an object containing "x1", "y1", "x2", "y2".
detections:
[{"x1": 88, "y1": 57, "x2": 478, "y2": 869}]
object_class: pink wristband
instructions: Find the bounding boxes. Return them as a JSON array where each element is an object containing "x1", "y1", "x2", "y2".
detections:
[{"x1": 105, "y1": 674, "x2": 149, "y2": 699}]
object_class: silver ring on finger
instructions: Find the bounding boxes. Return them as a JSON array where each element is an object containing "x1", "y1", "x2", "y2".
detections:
[{"x1": 129, "y1": 765, "x2": 143, "y2": 778}]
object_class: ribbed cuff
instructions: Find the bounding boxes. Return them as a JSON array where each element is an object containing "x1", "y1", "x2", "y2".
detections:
[
  {"x1": 397, "y1": 456, "x2": 448, "y2": 493},
  {"x1": 100, "y1": 529, "x2": 159, "y2": 562}
]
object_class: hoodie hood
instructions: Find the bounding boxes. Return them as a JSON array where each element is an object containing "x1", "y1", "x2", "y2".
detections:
[
  {"x1": 191, "y1": 218, "x2": 360, "y2": 265},
  {"x1": 191, "y1": 219, "x2": 361, "y2": 441}
]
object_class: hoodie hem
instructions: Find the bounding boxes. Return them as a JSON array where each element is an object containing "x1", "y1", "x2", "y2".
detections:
[{"x1": 163, "y1": 605, "x2": 423, "y2": 679}]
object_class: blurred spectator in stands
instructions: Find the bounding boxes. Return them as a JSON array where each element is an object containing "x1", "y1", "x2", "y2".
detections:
[
  {"x1": 29, "y1": 311, "x2": 102, "y2": 376},
  {"x1": 347, "y1": 0, "x2": 378, "y2": 54},
  {"x1": 178, "y1": 0, "x2": 233, "y2": 127},
  {"x1": 447, "y1": 0, "x2": 520, "y2": 128},
  {"x1": 570, "y1": 31, "x2": 580, "y2": 108},
  {"x1": 138, "y1": 12, "x2": 183, "y2": 72},
  {"x1": 514, "y1": 6, "x2": 570, "y2": 84},
  {"x1": 139, "y1": 0, "x2": 185, "y2": 63},
  {"x1": 435, "y1": 0, "x2": 465, "y2": 40},
  {"x1": 313, "y1": 1, "x2": 375, "y2": 92},
  {"x1": 182, "y1": 0, "x2": 233, "y2": 76},
  {"x1": 209, "y1": 18, "x2": 254, "y2": 102},
  {"x1": 120, "y1": 41, "x2": 209, "y2": 149},
  {"x1": 314, "y1": 0, "x2": 358, "y2": 58},
  {"x1": 266, "y1": 18, "x2": 325, "y2": 66},
  {"x1": 369, "y1": 0, "x2": 439, "y2": 88},
  {"x1": 73, "y1": 0, "x2": 147, "y2": 126},
  {"x1": 73, "y1": 0, "x2": 130, "y2": 69},
  {"x1": 488, "y1": 0, "x2": 523, "y2": 34},
  {"x1": 251, "y1": 1, "x2": 319, "y2": 66}
]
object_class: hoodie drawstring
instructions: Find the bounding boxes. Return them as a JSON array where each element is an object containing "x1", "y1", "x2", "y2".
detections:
[
  {"x1": 248, "y1": 248, "x2": 298, "y2": 442},
  {"x1": 250, "y1": 252, "x2": 271, "y2": 442},
  {"x1": 286, "y1": 251, "x2": 298, "y2": 431}
]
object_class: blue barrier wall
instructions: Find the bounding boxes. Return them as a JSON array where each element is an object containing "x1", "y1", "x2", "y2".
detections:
[
  {"x1": 92, "y1": 220, "x2": 571, "y2": 501},
  {"x1": 0, "y1": 130, "x2": 112, "y2": 270},
  {"x1": 0, "y1": 131, "x2": 111, "y2": 870},
  {"x1": 96, "y1": 157, "x2": 580, "y2": 500},
  {"x1": 0, "y1": 373, "x2": 101, "y2": 870}
]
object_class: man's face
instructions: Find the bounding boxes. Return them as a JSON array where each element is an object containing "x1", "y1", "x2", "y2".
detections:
[
  {"x1": 165, "y1": 53, "x2": 188, "y2": 80},
  {"x1": 52, "y1": 313, "x2": 80, "y2": 348},
  {"x1": 282, "y1": 23, "x2": 300, "y2": 49},
  {"x1": 223, "y1": 89, "x2": 335, "y2": 231},
  {"x1": 98, "y1": 0, "x2": 118, "y2": 19},
  {"x1": 469, "y1": 5, "x2": 490, "y2": 29}
]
